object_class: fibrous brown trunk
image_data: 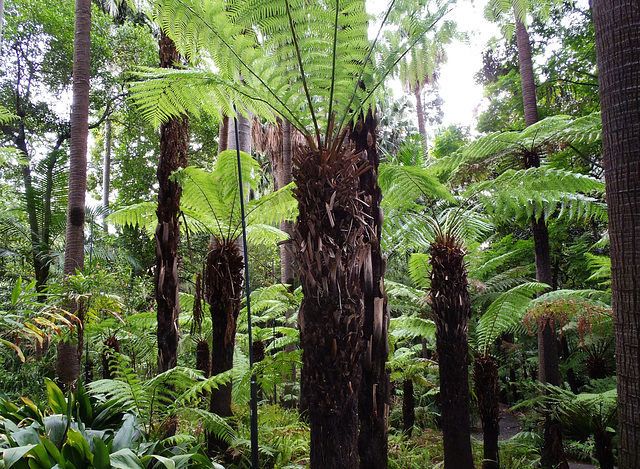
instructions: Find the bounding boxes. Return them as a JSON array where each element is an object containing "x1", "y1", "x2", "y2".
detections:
[
  {"x1": 206, "y1": 238, "x2": 243, "y2": 418},
  {"x1": 592, "y1": 2, "x2": 640, "y2": 467},
  {"x1": 293, "y1": 143, "x2": 368, "y2": 469},
  {"x1": 156, "y1": 31, "x2": 189, "y2": 374},
  {"x1": 350, "y1": 110, "x2": 390, "y2": 469},
  {"x1": 430, "y1": 233, "x2": 474, "y2": 469},
  {"x1": 474, "y1": 357, "x2": 500, "y2": 469}
]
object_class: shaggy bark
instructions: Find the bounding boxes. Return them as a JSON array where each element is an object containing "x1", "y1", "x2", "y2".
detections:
[
  {"x1": 350, "y1": 110, "x2": 390, "y2": 469},
  {"x1": 430, "y1": 233, "x2": 474, "y2": 469},
  {"x1": 156, "y1": 32, "x2": 189, "y2": 374},
  {"x1": 402, "y1": 379, "x2": 415, "y2": 436},
  {"x1": 293, "y1": 143, "x2": 368, "y2": 469}
]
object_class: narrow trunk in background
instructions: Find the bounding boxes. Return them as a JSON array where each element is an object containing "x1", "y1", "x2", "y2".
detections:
[
  {"x1": 430, "y1": 233, "x2": 474, "y2": 469},
  {"x1": 156, "y1": 31, "x2": 189, "y2": 373},
  {"x1": 219, "y1": 115, "x2": 229, "y2": 153},
  {"x1": 593, "y1": 2, "x2": 640, "y2": 467},
  {"x1": 293, "y1": 144, "x2": 367, "y2": 469},
  {"x1": 474, "y1": 357, "x2": 500, "y2": 469},
  {"x1": 351, "y1": 110, "x2": 390, "y2": 469},
  {"x1": 102, "y1": 119, "x2": 111, "y2": 231},
  {"x1": 280, "y1": 119, "x2": 294, "y2": 288},
  {"x1": 414, "y1": 84, "x2": 428, "y2": 155},
  {"x1": 515, "y1": 16, "x2": 566, "y2": 469},
  {"x1": 63, "y1": 0, "x2": 91, "y2": 277}
]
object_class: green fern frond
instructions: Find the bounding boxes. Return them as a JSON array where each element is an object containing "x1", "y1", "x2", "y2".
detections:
[
  {"x1": 390, "y1": 316, "x2": 436, "y2": 342},
  {"x1": 585, "y1": 253, "x2": 611, "y2": 287},
  {"x1": 408, "y1": 253, "x2": 431, "y2": 290},
  {"x1": 108, "y1": 201, "x2": 157, "y2": 233},
  {"x1": 528, "y1": 288, "x2": 611, "y2": 309},
  {"x1": 0, "y1": 106, "x2": 17, "y2": 124},
  {"x1": 379, "y1": 163, "x2": 454, "y2": 209},
  {"x1": 476, "y1": 282, "x2": 548, "y2": 356}
]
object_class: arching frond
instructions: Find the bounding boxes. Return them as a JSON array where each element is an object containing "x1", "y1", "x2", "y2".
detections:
[
  {"x1": 467, "y1": 166, "x2": 607, "y2": 224},
  {"x1": 390, "y1": 316, "x2": 436, "y2": 342},
  {"x1": 408, "y1": 253, "x2": 431, "y2": 290},
  {"x1": 476, "y1": 281, "x2": 548, "y2": 356},
  {"x1": 379, "y1": 163, "x2": 454, "y2": 209},
  {"x1": 108, "y1": 201, "x2": 158, "y2": 233},
  {"x1": 528, "y1": 288, "x2": 611, "y2": 309}
]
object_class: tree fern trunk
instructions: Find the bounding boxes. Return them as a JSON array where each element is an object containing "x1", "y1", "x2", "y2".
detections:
[
  {"x1": 293, "y1": 144, "x2": 367, "y2": 469},
  {"x1": 156, "y1": 31, "x2": 189, "y2": 374},
  {"x1": 102, "y1": 119, "x2": 111, "y2": 232},
  {"x1": 430, "y1": 233, "x2": 474, "y2": 469},
  {"x1": 402, "y1": 379, "x2": 415, "y2": 436},
  {"x1": 414, "y1": 84, "x2": 428, "y2": 155},
  {"x1": 351, "y1": 110, "x2": 390, "y2": 469}
]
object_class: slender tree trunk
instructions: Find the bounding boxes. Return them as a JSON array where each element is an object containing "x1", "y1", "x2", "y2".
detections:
[
  {"x1": 227, "y1": 113, "x2": 251, "y2": 154},
  {"x1": 293, "y1": 144, "x2": 367, "y2": 469},
  {"x1": 156, "y1": 31, "x2": 189, "y2": 373},
  {"x1": 414, "y1": 84, "x2": 428, "y2": 155},
  {"x1": 474, "y1": 357, "x2": 500, "y2": 469},
  {"x1": 280, "y1": 119, "x2": 295, "y2": 288},
  {"x1": 219, "y1": 115, "x2": 229, "y2": 153},
  {"x1": 430, "y1": 233, "x2": 474, "y2": 469},
  {"x1": 515, "y1": 16, "x2": 567, "y2": 469},
  {"x1": 102, "y1": 119, "x2": 111, "y2": 231},
  {"x1": 63, "y1": 0, "x2": 91, "y2": 278},
  {"x1": 593, "y1": 3, "x2": 640, "y2": 467},
  {"x1": 351, "y1": 110, "x2": 390, "y2": 469}
]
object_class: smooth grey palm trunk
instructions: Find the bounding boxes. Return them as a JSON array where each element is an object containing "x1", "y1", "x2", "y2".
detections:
[{"x1": 592, "y1": 2, "x2": 640, "y2": 467}]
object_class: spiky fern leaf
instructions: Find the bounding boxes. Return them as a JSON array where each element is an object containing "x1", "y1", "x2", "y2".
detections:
[
  {"x1": 528, "y1": 288, "x2": 611, "y2": 309},
  {"x1": 476, "y1": 282, "x2": 548, "y2": 357},
  {"x1": 389, "y1": 316, "x2": 436, "y2": 342},
  {"x1": 466, "y1": 166, "x2": 606, "y2": 224},
  {"x1": 408, "y1": 253, "x2": 431, "y2": 290},
  {"x1": 130, "y1": 0, "x2": 451, "y2": 145},
  {"x1": 379, "y1": 163, "x2": 454, "y2": 210}
]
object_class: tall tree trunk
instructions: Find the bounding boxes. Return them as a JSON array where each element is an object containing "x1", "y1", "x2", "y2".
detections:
[
  {"x1": 515, "y1": 16, "x2": 567, "y2": 469},
  {"x1": 102, "y1": 119, "x2": 111, "y2": 231},
  {"x1": 593, "y1": 3, "x2": 640, "y2": 467},
  {"x1": 63, "y1": 0, "x2": 91, "y2": 278},
  {"x1": 156, "y1": 31, "x2": 189, "y2": 373},
  {"x1": 227, "y1": 113, "x2": 251, "y2": 154},
  {"x1": 351, "y1": 110, "x2": 390, "y2": 469},
  {"x1": 430, "y1": 233, "x2": 474, "y2": 469},
  {"x1": 293, "y1": 143, "x2": 367, "y2": 469},
  {"x1": 474, "y1": 357, "x2": 500, "y2": 469},
  {"x1": 414, "y1": 84, "x2": 428, "y2": 155}
]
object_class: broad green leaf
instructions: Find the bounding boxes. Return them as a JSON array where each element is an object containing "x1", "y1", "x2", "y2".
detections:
[
  {"x1": 11, "y1": 277, "x2": 22, "y2": 306},
  {"x1": 92, "y1": 437, "x2": 110, "y2": 469},
  {"x1": 109, "y1": 449, "x2": 143, "y2": 469},
  {"x1": 3, "y1": 445, "x2": 35, "y2": 468},
  {"x1": 44, "y1": 378, "x2": 67, "y2": 415}
]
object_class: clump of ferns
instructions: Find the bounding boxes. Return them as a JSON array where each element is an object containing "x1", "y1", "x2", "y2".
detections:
[{"x1": 88, "y1": 351, "x2": 236, "y2": 444}]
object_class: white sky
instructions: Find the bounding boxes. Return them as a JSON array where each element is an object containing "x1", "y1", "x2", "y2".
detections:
[{"x1": 368, "y1": 0, "x2": 500, "y2": 134}]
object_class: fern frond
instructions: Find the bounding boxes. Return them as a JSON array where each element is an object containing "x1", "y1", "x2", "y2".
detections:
[
  {"x1": 408, "y1": 253, "x2": 431, "y2": 290},
  {"x1": 389, "y1": 316, "x2": 436, "y2": 342},
  {"x1": 379, "y1": 163, "x2": 454, "y2": 209},
  {"x1": 528, "y1": 289, "x2": 611, "y2": 309},
  {"x1": 108, "y1": 202, "x2": 157, "y2": 233},
  {"x1": 476, "y1": 282, "x2": 548, "y2": 356}
]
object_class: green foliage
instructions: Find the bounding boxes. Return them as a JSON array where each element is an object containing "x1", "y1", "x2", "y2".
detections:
[{"x1": 476, "y1": 282, "x2": 548, "y2": 357}]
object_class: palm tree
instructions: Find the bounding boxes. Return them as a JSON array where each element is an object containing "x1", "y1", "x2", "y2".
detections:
[{"x1": 592, "y1": 2, "x2": 640, "y2": 467}]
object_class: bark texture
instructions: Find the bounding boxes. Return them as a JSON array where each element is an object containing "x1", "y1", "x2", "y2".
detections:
[
  {"x1": 350, "y1": 110, "x2": 390, "y2": 469},
  {"x1": 474, "y1": 357, "x2": 500, "y2": 469},
  {"x1": 156, "y1": 32, "x2": 189, "y2": 373},
  {"x1": 592, "y1": 2, "x2": 640, "y2": 467},
  {"x1": 63, "y1": 0, "x2": 91, "y2": 277},
  {"x1": 402, "y1": 379, "x2": 415, "y2": 436},
  {"x1": 102, "y1": 119, "x2": 111, "y2": 231},
  {"x1": 414, "y1": 84, "x2": 428, "y2": 153},
  {"x1": 293, "y1": 143, "x2": 368, "y2": 469},
  {"x1": 430, "y1": 233, "x2": 474, "y2": 469}
]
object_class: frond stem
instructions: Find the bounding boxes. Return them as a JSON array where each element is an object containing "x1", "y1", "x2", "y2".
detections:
[{"x1": 324, "y1": 0, "x2": 341, "y2": 148}]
